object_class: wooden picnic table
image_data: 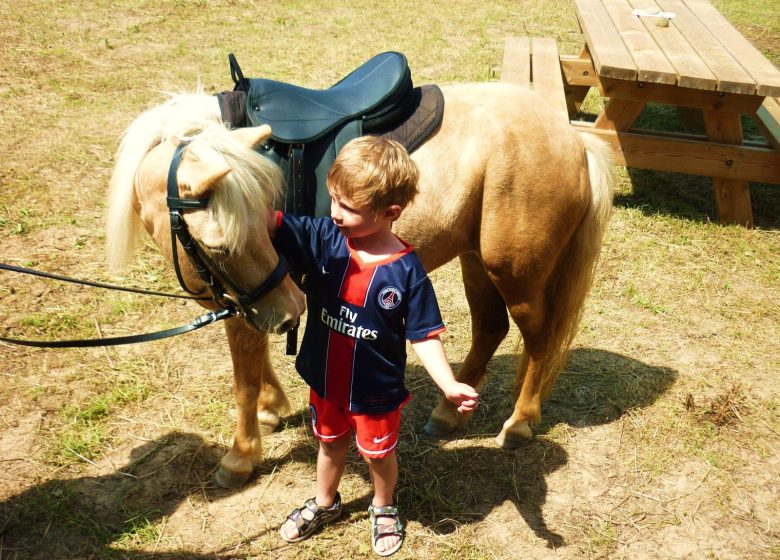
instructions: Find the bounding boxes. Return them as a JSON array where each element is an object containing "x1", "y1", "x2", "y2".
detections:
[{"x1": 558, "y1": 0, "x2": 780, "y2": 226}]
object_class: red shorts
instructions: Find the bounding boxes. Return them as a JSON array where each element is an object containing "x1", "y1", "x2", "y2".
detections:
[{"x1": 309, "y1": 389, "x2": 410, "y2": 459}]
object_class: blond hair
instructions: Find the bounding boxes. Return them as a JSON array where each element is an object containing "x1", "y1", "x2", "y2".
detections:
[{"x1": 326, "y1": 136, "x2": 419, "y2": 215}]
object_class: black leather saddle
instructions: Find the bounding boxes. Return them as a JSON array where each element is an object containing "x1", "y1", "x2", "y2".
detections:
[{"x1": 217, "y1": 52, "x2": 443, "y2": 217}]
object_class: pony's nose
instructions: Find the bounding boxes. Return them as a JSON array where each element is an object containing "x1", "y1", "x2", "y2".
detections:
[{"x1": 277, "y1": 318, "x2": 299, "y2": 335}]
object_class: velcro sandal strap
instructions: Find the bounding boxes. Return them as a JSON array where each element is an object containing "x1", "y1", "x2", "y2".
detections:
[
  {"x1": 287, "y1": 508, "x2": 306, "y2": 531},
  {"x1": 375, "y1": 521, "x2": 404, "y2": 536},
  {"x1": 304, "y1": 498, "x2": 320, "y2": 514},
  {"x1": 370, "y1": 504, "x2": 399, "y2": 517}
]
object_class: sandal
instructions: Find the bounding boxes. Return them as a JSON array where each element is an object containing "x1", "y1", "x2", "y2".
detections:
[
  {"x1": 368, "y1": 503, "x2": 405, "y2": 557},
  {"x1": 280, "y1": 492, "x2": 343, "y2": 543}
]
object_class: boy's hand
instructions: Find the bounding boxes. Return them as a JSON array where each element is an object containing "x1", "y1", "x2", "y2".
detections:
[{"x1": 443, "y1": 382, "x2": 479, "y2": 414}]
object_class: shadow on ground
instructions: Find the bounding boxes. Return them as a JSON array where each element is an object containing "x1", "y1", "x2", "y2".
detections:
[
  {"x1": 0, "y1": 432, "x2": 259, "y2": 560},
  {"x1": 619, "y1": 168, "x2": 780, "y2": 229},
  {"x1": 380, "y1": 346, "x2": 678, "y2": 549},
  {"x1": 0, "y1": 348, "x2": 676, "y2": 556}
]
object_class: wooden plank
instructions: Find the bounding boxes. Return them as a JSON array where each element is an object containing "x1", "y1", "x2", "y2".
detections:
[
  {"x1": 502, "y1": 37, "x2": 531, "y2": 87},
  {"x1": 601, "y1": 0, "x2": 677, "y2": 84},
  {"x1": 657, "y1": 0, "x2": 756, "y2": 94},
  {"x1": 702, "y1": 109, "x2": 753, "y2": 226},
  {"x1": 598, "y1": 77, "x2": 763, "y2": 112},
  {"x1": 560, "y1": 56, "x2": 593, "y2": 115},
  {"x1": 754, "y1": 97, "x2": 780, "y2": 149},
  {"x1": 594, "y1": 98, "x2": 646, "y2": 130},
  {"x1": 561, "y1": 56, "x2": 598, "y2": 86},
  {"x1": 572, "y1": 123, "x2": 780, "y2": 185},
  {"x1": 531, "y1": 38, "x2": 569, "y2": 116},
  {"x1": 627, "y1": 0, "x2": 717, "y2": 90},
  {"x1": 684, "y1": 0, "x2": 780, "y2": 97},
  {"x1": 573, "y1": 0, "x2": 637, "y2": 81}
]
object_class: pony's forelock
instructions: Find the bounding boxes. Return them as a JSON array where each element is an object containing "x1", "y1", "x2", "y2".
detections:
[{"x1": 190, "y1": 125, "x2": 284, "y2": 254}]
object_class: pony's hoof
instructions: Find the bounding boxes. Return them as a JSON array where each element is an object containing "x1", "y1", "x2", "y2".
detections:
[
  {"x1": 495, "y1": 424, "x2": 533, "y2": 449},
  {"x1": 214, "y1": 466, "x2": 252, "y2": 489},
  {"x1": 423, "y1": 417, "x2": 458, "y2": 438},
  {"x1": 257, "y1": 410, "x2": 280, "y2": 436}
]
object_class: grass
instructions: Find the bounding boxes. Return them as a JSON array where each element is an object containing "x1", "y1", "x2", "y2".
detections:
[
  {"x1": 52, "y1": 376, "x2": 152, "y2": 465},
  {"x1": 0, "y1": 0, "x2": 778, "y2": 559}
]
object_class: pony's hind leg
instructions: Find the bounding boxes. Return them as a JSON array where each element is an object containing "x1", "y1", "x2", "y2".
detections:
[
  {"x1": 495, "y1": 341, "x2": 544, "y2": 448},
  {"x1": 494, "y1": 291, "x2": 560, "y2": 449},
  {"x1": 216, "y1": 318, "x2": 289, "y2": 488},
  {"x1": 424, "y1": 252, "x2": 509, "y2": 437}
]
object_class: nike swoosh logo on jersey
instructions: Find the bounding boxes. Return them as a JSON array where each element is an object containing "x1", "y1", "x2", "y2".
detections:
[{"x1": 373, "y1": 433, "x2": 395, "y2": 444}]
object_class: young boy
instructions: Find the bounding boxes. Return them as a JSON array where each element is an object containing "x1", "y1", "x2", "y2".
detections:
[{"x1": 271, "y1": 136, "x2": 478, "y2": 556}]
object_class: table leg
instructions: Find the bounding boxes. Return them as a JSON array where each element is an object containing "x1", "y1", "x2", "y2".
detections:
[
  {"x1": 702, "y1": 110, "x2": 753, "y2": 227},
  {"x1": 564, "y1": 46, "x2": 593, "y2": 117},
  {"x1": 594, "y1": 98, "x2": 646, "y2": 131}
]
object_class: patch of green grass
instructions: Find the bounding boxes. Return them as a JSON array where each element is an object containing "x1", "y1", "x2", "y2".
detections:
[
  {"x1": 21, "y1": 312, "x2": 80, "y2": 333},
  {"x1": 112, "y1": 513, "x2": 162, "y2": 548},
  {"x1": 626, "y1": 285, "x2": 667, "y2": 315},
  {"x1": 583, "y1": 520, "x2": 618, "y2": 556},
  {"x1": 0, "y1": 206, "x2": 33, "y2": 235},
  {"x1": 52, "y1": 378, "x2": 151, "y2": 465},
  {"x1": 188, "y1": 396, "x2": 233, "y2": 439}
]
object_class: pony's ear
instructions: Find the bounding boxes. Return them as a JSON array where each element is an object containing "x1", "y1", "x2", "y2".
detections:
[
  {"x1": 231, "y1": 124, "x2": 272, "y2": 148},
  {"x1": 178, "y1": 158, "x2": 231, "y2": 199}
]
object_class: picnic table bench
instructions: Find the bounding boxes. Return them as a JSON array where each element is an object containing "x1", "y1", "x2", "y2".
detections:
[{"x1": 502, "y1": 0, "x2": 780, "y2": 226}]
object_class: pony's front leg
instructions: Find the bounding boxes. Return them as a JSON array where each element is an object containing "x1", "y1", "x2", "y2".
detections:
[
  {"x1": 215, "y1": 317, "x2": 290, "y2": 488},
  {"x1": 424, "y1": 253, "x2": 509, "y2": 436}
]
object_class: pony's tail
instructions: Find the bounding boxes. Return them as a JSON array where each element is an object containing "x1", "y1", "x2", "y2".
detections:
[{"x1": 535, "y1": 132, "x2": 614, "y2": 401}]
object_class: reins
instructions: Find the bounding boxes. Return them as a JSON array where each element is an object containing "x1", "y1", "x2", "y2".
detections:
[
  {"x1": 0, "y1": 262, "x2": 211, "y2": 300},
  {"x1": 0, "y1": 262, "x2": 235, "y2": 348}
]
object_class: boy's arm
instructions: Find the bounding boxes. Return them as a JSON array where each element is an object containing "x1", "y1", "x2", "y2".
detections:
[
  {"x1": 268, "y1": 209, "x2": 280, "y2": 237},
  {"x1": 268, "y1": 210, "x2": 321, "y2": 276},
  {"x1": 411, "y1": 336, "x2": 478, "y2": 413}
]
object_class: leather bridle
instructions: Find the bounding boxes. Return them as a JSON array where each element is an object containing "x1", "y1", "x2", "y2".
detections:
[{"x1": 166, "y1": 142, "x2": 289, "y2": 317}]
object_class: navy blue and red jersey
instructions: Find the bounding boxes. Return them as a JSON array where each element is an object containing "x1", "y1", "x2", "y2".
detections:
[{"x1": 274, "y1": 213, "x2": 445, "y2": 414}]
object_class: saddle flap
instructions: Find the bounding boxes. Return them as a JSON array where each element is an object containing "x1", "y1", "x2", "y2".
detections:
[{"x1": 244, "y1": 52, "x2": 411, "y2": 143}]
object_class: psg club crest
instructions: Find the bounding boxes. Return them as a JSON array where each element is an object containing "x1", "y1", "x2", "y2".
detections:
[{"x1": 378, "y1": 286, "x2": 402, "y2": 310}]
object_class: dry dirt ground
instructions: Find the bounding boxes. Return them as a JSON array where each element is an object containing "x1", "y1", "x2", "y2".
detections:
[{"x1": 1, "y1": 1, "x2": 779, "y2": 559}]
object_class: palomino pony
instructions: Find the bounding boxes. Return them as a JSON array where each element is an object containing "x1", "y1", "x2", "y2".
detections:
[{"x1": 106, "y1": 83, "x2": 612, "y2": 488}]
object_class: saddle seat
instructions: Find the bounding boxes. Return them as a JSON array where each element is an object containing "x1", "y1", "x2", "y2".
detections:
[
  {"x1": 243, "y1": 52, "x2": 412, "y2": 143},
  {"x1": 218, "y1": 51, "x2": 443, "y2": 218}
]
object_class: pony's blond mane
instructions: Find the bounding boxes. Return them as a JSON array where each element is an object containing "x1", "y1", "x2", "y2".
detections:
[{"x1": 105, "y1": 92, "x2": 283, "y2": 271}]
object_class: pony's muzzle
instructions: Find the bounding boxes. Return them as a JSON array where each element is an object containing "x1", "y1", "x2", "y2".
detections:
[{"x1": 276, "y1": 318, "x2": 299, "y2": 335}]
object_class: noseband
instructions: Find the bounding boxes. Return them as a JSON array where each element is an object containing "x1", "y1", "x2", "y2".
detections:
[{"x1": 166, "y1": 142, "x2": 289, "y2": 316}]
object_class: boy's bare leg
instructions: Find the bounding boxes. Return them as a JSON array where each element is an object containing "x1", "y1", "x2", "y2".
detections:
[
  {"x1": 366, "y1": 451, "x2": 401, "y2": 554},
  {"x1": 317, "y1": 436, "x2": 351, "y2": 505},
  {"x1": 280, "y1": 436, "x2": 350, "y2": 541}
]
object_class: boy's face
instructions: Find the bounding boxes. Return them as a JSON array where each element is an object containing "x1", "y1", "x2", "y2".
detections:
[{"x1": 329, "y1": 191, "x2": 399, "y2": 240}]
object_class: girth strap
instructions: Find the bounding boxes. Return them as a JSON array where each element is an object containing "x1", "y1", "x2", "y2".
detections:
[{"x1": 290, "y1": 144, "x2": 306, "y2": 216}]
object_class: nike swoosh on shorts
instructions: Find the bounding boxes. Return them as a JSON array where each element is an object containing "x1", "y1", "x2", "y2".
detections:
[{"x1": 373, "y1": 432, "x2": 395, "y2": 444}]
